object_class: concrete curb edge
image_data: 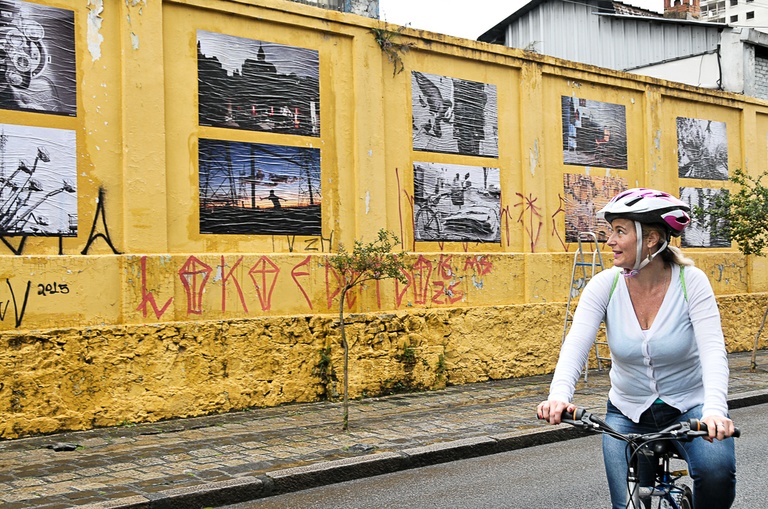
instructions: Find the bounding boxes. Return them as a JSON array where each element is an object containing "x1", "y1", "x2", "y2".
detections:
[{"x1": 72, "y1": 392, "x2": 768, "y2": 509}]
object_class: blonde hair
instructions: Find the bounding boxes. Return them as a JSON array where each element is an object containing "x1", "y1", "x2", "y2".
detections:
[{"x1": 643, "y1": 224, "x2": 695, "y2": 267}]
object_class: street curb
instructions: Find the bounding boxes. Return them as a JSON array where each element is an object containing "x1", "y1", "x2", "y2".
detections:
[
  {"x1": 75, "y1": 425, "x2": 589, "y2": 508},
  {"x1": 73, "y1": 393, "x2": 768, "y2": 509},
  {"x1": 725, "y1": 389, "x2": 768, "y2": 409}
]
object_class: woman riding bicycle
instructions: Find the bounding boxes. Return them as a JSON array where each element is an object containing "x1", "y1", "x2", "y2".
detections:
[{"x1": 537, "y1": 188, "x2": 737, "y2": 509}]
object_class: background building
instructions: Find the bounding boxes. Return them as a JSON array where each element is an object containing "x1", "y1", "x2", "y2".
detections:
[{"x1": 478, "y1": 0, "x2": 768, "y2": 100}]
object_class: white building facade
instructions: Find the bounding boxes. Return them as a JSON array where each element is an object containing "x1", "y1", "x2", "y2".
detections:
[{"x1": 478, "y1": 0, "x2": 768, "y2": 100}]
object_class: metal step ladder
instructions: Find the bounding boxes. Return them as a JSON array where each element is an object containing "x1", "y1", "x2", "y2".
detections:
[{"x1": 562, "y1": 231, "x2": 610, "y2": 381}]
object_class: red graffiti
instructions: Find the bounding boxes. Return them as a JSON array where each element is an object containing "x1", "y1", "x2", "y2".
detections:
[
  {"x1": 291, "y1": 256, "x2": 313, "y2": 309},
  {"x1": 464, "y1": 256, "x2": 493, "y2": 276},
  {"x1": 135, "y1": 256, "x2": 173, "y2": 319},
  {"x1": 436, "y1": 254, "x2": 454, "y2": 279},
  {"x1": 432, "y1": 279, "x2": 463, "y2": 305},
  {"x1": 324, "y1": 263, "x2": 358, "y2": 310},
  {"x1": 515, "y1": 192, "x2": 544, "y2": 252},
  {"x1": 220, "y1": 256, "x2": 248, "y2": 313},
  {"x1": 433, "y1": 254, "x2": 464, "y2": 303},
  {"x1": 500, "y1": 205, "x2": 514, "y2": 247},
  {"x1": 325, "y1": 264, "x2": 341, "y2": 310},
  {"x1": 394, "y1": 267, "x2": 413, "y2": 308},
  {"x1": 410, "y1": 255, "x2": 433, "y2": 305},
  {"x1": 179, "y1": 256, "x2": 212, "y2": 315},
  {"x1": 396, "y1": 167, "x2": 406, "y2": 247},
  {"x1": 551, "y1": 193, "x2": 569, "y2": 251},
  {"x1": 249, "y1": 256, "x2": 280, "y2": 311}
]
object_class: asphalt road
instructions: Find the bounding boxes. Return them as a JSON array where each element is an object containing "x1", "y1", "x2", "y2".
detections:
[{"x1": 222, "y1": 403, "x2": 768, "y2": 508}]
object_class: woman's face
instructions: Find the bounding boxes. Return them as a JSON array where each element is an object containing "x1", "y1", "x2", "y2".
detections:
[{"x1": 607, "y1": 218, "x2": 638, "y2": 269}]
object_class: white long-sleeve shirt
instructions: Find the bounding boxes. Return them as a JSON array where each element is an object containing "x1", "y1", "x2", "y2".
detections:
[{"x1": 548, "y1": 264, "x2": 730, "y2": 422}]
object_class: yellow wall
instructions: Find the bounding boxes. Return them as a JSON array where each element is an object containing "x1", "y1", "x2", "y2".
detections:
[{"x1": 1, "y1": 0, "x2": 767, "y2": 437}]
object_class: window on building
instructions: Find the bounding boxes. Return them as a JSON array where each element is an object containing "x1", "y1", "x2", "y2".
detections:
[
  {"x1": 747, "y1": 0, "x2": 753, "y2": 3},
  {"x1": 731, "y1": 14, "x2": 739, "y2": 21},
  {"x1": 730, "y1": 0, "x2": 737, "y2": 5},
  {"x1": 747, "y1": 10, "x2": 755, "y2": 18}
]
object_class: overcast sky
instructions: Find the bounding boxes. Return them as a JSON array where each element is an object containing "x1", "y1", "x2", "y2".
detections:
[{"x1": 378, "y1": 0, "x2": 664, "y2": 40}]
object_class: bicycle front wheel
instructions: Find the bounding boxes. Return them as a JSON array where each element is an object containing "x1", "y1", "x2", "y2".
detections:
[
  {"x1": 415, "y1": 207, "x2": 440, "y2": 240},
  {"x1": 678, "y1": 485, "x2": 693, "y2": 509}
]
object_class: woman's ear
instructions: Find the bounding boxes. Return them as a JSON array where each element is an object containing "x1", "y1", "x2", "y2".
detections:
[{"x1": 646, "y1": 229, "x2": 662, "y2": 247}]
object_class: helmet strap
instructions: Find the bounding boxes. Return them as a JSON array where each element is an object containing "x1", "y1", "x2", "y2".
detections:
[{"x1": 623, "y1": 221, "x2": 668, "y2": 278}]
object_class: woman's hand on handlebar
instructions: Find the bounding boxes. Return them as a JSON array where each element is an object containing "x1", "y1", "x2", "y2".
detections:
[
  {"x1": 700, "y1": 414, "x2": 736, "y2": 442},
  {"x1": 537, "y1": 400, "x2": 575, "y2": 425}
]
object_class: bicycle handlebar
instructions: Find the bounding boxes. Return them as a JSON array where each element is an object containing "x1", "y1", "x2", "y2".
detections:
[
  {"x1": 688, "y1": 418, "x2": 741, "y2": 438},
  {"x1": 548, "y1": 408, "x2": 740, "y2": 438},
  {"x1": 561, "y1": 408, "x2": 585, "y2": 421}
]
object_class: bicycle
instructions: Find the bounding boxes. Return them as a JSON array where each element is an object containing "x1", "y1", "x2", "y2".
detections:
[
  {"x1": 414, "y1": 192, "x2": 446, "y2": 240},
  {"x1": 551, "y1": 408, "x2": 740, "y2": 509}
]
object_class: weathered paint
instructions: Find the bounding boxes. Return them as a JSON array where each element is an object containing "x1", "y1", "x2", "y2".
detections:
[
  {"x1": 1, "y1": 293, "x2": 765, "y2": 438},
  {"x1": 86, "y1": 0, "x2": 104, "y2": 61},
  {"x1": 0, "y1": 0, "x2": 767, "y2": 437}
]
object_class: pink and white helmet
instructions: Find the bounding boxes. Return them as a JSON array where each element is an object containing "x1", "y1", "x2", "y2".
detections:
[{"x1": 596, "y1": 188, "x2": 691, "y2": 237}]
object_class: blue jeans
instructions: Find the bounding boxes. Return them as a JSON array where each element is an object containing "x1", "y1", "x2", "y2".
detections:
[{"x1": 602, "y1": 400, "x2": 736, "y2": 509}]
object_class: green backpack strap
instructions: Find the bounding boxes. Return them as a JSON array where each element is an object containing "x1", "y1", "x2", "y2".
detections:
[
  {"x1": 680, "y1": 265, "x2": 688, "y2": 302},
  {"x1": 609, "y1": 269, "x2": 620, "y2": 301}
]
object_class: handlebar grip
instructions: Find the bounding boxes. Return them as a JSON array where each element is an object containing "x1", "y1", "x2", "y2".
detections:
[
  {"x1": 689, "y1": 419, "x2": 741, "y2": 438},
  {"x1": 536, "y1": 407, "x2": 586, "y2": 421},
  {"x1": 562, "y1": 408, "x2": 586, "y2": 421}
]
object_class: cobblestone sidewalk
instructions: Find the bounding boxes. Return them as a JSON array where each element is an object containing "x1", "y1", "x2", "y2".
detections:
[{"x1": 1, "y1": 350, "x2": 766, "y2": 509}]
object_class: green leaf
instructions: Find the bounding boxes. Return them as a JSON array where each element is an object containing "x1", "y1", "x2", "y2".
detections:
[{"x1": 691, "y1": 168, "x2": 768, "y2": 257}]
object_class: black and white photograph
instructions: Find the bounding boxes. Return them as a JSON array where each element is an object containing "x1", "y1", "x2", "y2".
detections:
[
  {"x1": 413, "y1": 161, "x2": 500, "y2": 243},
  {"x1": 199, "y1": 138, "x2": 321, "y2": 236},
  {"x1": 563, "y1": 173, "x2": 627, "y2": 242},
  {"x1": 677, "y1": 117, "x2": 728, "y2": 180},
  {"x1": 562, "y1": 96, "x2": 627, "y2": 169},
  {"x1": 0, "y1": 0, "x2": 76, "y2": 116},
  {"x1": 412, "y1": 71, "x2": 498, "y2": 157},
  {"x1": 0, "y1": 123, "x2": 77, "y2": 236},
  {"x1": 679, "y1": 186, "x2": 730, "y2": 248},
  {"x1": 197, "y1": 30, "x2": 320, "y2": 137}
]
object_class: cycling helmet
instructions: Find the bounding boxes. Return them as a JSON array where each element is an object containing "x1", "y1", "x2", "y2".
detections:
[
  {"x1": 596, "y1": 188, "x2": 691, "y2": 236},
  {"x1": 596, "y1": 188, "x2": 691, "y2": 277}
]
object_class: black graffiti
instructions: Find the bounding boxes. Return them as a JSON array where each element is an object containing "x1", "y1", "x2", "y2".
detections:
[
  {"x1": 37, "y1": 282, "x2": 70, "y2": 296},
  {"x1": 1, "y1": 187, "x2": 120, "y2": 256},
  {"x1": 0, "y1": 279, "x2": 31, "y2": 328},
  {"x1": 284, "y1": 230, "x2": 333, "y2": 253},
  {"x1": 308, "y1": 230, "x2": 333, "y2": 252},
  {"x1": 0, "y1": 236, "x2": 27, "y2": 255},
  {"x1": 81, "y1": 187, "x2": 120, "y2": 255}
]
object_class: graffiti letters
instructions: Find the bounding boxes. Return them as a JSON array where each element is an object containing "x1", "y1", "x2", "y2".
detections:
[
  {"x1": 130, "y1": 253, "x2": 495, "y2": 321},
  {"x1": 1, "y1": 187, "x2": 119, "y2": 256},
  {"x1": 464, "y1": 256, "x2": 493, "y2": 277},
  {"x1": 325, "y1": 263, "x2": 357, "y2": 311},
  {"x1": 37, "y1": 282, "x2": 70, "y2": 296},
  {"x1": 220, "y1": 256, "x2": 247, "y2": 313},
  {"x1": 0, "y1": 279, "x2": 31, "y2": 328},
  {"x1": 395, "y1": 254, "x2": 470, "y2": 307},
  {"x1": 135, "y1": 256, "x2": 173, "y2": 319},
  {"x1": 302, "y1": 231, "x2": 333, "y2": 252},
  {"x1": 291, "y1": 255, "x2": 313, "y2": 310},
  {"x1": 409, "y1": 255, "x2": 433, "y2": 305},
  {"x1": 432, "y1": 255, "x2": 464, "y2": 304},
  {"x1": 180, "y1": 257, "x2": 212, "y2": 315},
  {"x1": 249, "y1": 256, "x2": 280, "y2": 311}
]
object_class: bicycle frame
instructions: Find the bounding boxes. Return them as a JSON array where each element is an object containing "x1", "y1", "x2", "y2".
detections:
[
  {"x1": 557, "y1": 409, "x2": 739, "y2": 509},
  {"x1": 625, "y1": 440, "x2": 689, "y2": 509}
]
